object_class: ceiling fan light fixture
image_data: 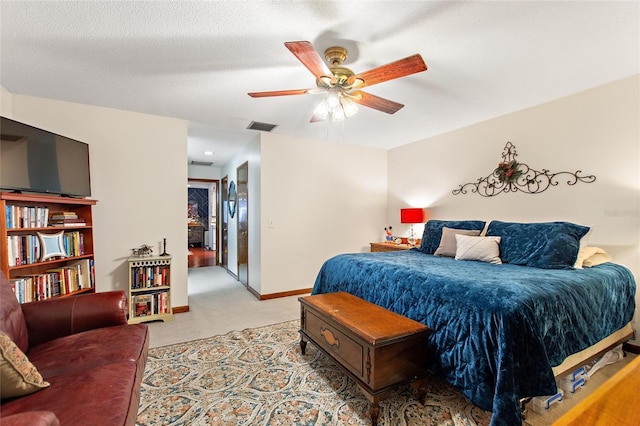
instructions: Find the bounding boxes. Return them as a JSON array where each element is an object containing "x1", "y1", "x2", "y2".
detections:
[
  {"x1": 313, "y1": 100, "x2": 330, "y2": 120},
  {"x1": 332, "y1": 106, "x2": 346, "y2": 122},
  {"x1": 326, "y1": 87, "x2": 342, "y2": 109},
  {"x1": 340, "y1": 96, "x2": 358, "y2": 117}
]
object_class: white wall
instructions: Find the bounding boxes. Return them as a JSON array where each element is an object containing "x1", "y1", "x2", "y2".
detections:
[
  {"x1": 259, "y1": 132, "x2": 388, "y2": 295},
  {"x1": 188, "y1": 163, "x2": 221, "y2": 180},
  {"x1": 0, "y1": 86, "x2": 13, "y2": 116},
  {"x1": 388, "y1": 75, "x2": 640, "y2": 342},
  {"x1": 3, "y1": 91, "x2": 190, "y2": 308}
]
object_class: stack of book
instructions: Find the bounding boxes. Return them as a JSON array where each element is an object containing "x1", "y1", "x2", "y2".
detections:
[{"x1": 49, "y1": 211, "x2": 86, "y2": 227}]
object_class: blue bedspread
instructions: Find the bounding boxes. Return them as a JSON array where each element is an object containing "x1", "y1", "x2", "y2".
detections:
[{"x1": 311, "y1": 250, "x2": 636, "y2": 426}]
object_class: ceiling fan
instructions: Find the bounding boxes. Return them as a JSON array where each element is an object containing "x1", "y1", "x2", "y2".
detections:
[{"x1": 248, "y1": 41, "x2": 427, "y2": 122}]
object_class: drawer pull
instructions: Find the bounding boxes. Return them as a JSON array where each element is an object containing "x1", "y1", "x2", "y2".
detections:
[{"x1": 320, "y1": 327, "x2": 340, "y2": 348}]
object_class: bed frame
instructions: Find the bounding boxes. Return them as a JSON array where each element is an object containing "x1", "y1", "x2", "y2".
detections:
[{"x1": 520, "y1": 323, "x2": 634, "y2": 419}]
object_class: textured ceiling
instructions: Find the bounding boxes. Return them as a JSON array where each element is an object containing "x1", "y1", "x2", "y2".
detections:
[{"x1": 1, "y1": 1, "x2": 638, "y2": 167}]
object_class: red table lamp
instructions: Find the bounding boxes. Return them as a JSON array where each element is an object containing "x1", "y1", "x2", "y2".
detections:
[{"x1": 400, "y1": 208, "x2": 425, "y2": 246}]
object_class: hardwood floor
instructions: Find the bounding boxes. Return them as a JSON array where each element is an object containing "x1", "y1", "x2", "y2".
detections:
[{"x1": 188, "y1": 247, "x2": 217, "y2": 268}]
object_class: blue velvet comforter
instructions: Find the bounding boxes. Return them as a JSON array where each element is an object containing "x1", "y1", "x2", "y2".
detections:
[{"x1": 311, "y1": 250, "x2": 636, "y2": 426}]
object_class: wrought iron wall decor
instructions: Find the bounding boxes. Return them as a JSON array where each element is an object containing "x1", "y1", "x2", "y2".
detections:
[{"x1": 452, "y1": 142, "x2": 596, "y2": 197}]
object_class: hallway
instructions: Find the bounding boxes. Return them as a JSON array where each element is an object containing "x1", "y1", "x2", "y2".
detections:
[
  {"x1": 188, "y1": 247, "x2": 216, "y2": 268},
  {"x1": 145, "y1": 265, "x2": 300, "y2": 348}
]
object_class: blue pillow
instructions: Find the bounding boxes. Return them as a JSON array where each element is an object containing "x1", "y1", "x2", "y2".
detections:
[
  {"x1": 418, "y1": 220, "x2": 486, "y2": 254},
  {"x1": 486, "y1": 221, "x2": 590, "y2": 269}
]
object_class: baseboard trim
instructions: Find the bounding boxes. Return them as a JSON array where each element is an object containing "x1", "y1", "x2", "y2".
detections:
[
  {"x1": 258, "y1": 288, "x2": 312, "y2": 301},
  {"x1": 172, "y1": 305, "x2": 189, "y2": 314}
]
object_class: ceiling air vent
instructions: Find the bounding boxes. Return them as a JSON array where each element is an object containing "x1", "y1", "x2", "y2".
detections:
[
  {"x1": 247, "y1": 121, "x2": 278, "y2": 132},
  {"x1": 190, "y1": 160, "x2": 214, "y2": 167}
]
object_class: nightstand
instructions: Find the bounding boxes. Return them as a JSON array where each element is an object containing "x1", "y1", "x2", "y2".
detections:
[{"x1": 370, "y1": 242, "x2": 414, "y2": 252}]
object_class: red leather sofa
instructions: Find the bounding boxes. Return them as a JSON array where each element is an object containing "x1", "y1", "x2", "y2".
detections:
[{"x1": 0, "y1": 272, "x2": 149, "y2": 425}]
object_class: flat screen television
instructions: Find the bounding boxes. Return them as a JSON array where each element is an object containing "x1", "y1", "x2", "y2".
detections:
[{"x1": 0, "y1": 117, "x2": 91, "y2": 197}]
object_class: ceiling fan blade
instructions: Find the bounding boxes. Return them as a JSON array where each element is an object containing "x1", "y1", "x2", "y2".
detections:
[
  {"x1": 351, "y1": 90, "x2": 404, "y2": 114},
  {"x1": 284, "y1": 41, "x2": 333, "y2": 79},
  {"x1": 248, "y1": 89, "x2": 312, "y2": 98},
  {"x1": 353, "y1": 54, "x2": 427, "y2": 88}
]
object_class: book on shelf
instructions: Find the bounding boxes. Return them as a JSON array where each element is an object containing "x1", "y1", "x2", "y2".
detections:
[
  {"x1": 49, "y1": 211, "x2": 78, "y2": 220},
  {"x1": 67, "y1": 258, "x2": 94, "y2": 289},
  {"x1": 5, "y1": 205, "x2": 50, "y2": 228},
  {"x1": 6, "y1": 234, "x2": 41, "y2": 266},
  {"x1": 133, "y1": 294, "x2": 153, "y2": 317},
  {"x1": 49, "y1": 218, "x2": 86, "y2": 227},
  {"x1": 156, "y1": 291, "x2": 170, "y2": 314},
  {"x1": 47, "y1": 267, "x2": 72, "y2": 295},
  {"x1": 131, "y1": 265, "x2": 170, "y2": 289},
  {"x1": 46, "y1": 260, "x2": 93, "y2": 294},
  {"x1": 10, "y1": 273, "x2": 62, "y2": 304},
  {"x1": 6, "y1": 230, "x2": 85, "y2": 266}
]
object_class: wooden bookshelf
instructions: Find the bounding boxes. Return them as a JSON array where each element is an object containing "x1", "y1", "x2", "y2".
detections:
[
  {"x1": 1, "y1": 192, "x2": 97, "y2": 303},
  {"x1": 127, "y1": 255, "x2": 173, "y2": 324}
]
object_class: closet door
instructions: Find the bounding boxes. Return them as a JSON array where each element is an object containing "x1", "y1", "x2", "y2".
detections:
[{"x1": 236, "y1": 162, "x2": 249, "y2": 287}]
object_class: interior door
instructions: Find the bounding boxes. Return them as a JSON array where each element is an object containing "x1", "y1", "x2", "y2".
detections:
[
  {"x1": 221, "y1": 175, "x2": 229, "y2": 269},
  {"x1": 236, "y1": 162, "x2": 249, "y2": 287}
]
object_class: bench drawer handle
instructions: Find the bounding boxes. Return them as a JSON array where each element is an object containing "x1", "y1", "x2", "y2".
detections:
[{"x1": 320, "y1": 327, "x2": 340, "y2": 348}]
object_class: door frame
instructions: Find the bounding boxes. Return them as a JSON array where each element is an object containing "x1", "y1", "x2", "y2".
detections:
[
  {"x1": 220, "y1": 175, "x2": 229, "y2": 270},
  {"x1": 187, "y1": 178, "x2": 219, "y2": 262}
]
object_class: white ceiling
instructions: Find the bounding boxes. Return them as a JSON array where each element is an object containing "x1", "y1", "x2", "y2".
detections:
[{"x1": 1, "y1": 1, "x2": 638, "y2": 167}]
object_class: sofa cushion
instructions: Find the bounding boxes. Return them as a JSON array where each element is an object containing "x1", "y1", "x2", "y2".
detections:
[
  {"x1": 0, "y1": 273, "x2": 29, "y2": 353},
  {"x1": 0, "y1": 411, "x2": 59, "y2": 426},
  {"x1": 27, "y1": 324, "x2": 148, "y2": 379},
  {"x1": 0, "y1": 360, "x2": 142, "y2": 426},
  {"x1": 0, "y1": 332, "x2": 50, "y2": 398}
]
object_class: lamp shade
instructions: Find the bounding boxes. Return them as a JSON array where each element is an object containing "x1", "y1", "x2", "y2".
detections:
[{"x1": 400, "y1": 208, "x2": 425, "y2": 224}]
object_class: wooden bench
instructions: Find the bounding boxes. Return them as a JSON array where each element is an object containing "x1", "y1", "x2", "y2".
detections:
[{"x1": 299, "y1": 291, "x2": 431, "y2": 425}]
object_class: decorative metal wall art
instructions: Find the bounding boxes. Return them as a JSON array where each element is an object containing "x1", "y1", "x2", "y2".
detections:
[{"x1": 452, "y1": 142, "x2": 596, "y2": 197}]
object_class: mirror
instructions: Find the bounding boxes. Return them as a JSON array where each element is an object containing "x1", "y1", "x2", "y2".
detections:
[{"x1": 228, "y1": 181, "x2": 237, "y2": 218}]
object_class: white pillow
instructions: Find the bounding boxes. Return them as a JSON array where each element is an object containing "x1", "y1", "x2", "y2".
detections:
[
  {"x1": 434, "y1": 227, "x2": 482, "y2": 257},
  {"x1": 574, "y1": 246, "x2": 612, "y2": 268},
  {"x1": 455, "y1": 235, "x2": 502, "y2": 264},
  {"x1": 573, "y1": 225, "x2": 594, "y2": 267}
]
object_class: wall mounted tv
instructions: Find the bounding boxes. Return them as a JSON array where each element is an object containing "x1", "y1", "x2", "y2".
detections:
[{"x1": 0, "y1": 117, "x2": 92, "y2": 197}]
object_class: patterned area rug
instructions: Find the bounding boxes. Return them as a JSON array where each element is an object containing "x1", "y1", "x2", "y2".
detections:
[{"x1": 137, "y1": 320, "x2": 492, "y2": 425}]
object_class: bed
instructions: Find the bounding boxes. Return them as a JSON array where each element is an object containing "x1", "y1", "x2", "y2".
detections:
[{"x1": 311, "y1": 220, "x2": 636, "y2": 426}]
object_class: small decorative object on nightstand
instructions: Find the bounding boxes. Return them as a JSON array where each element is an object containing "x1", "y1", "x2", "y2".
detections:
[
  {"x1": 384, "y1": 226, "x2": 393, "y2": 242},
  {"x1": 401, "y1": 207, "x2": 426, "y2": 247}
]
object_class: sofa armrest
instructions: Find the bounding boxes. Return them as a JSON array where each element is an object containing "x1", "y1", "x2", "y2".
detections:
[
  {"x1": 21, "y1": 291, "x2": 128, "y2": 348},
  {"x1": 0, "y1": 411, "x2": 60, "y2": 426}
]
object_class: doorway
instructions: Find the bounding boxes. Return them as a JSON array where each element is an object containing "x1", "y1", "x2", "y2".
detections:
[{"x1": 187, "y1": 179, "x2": 218, "y2": 268}]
